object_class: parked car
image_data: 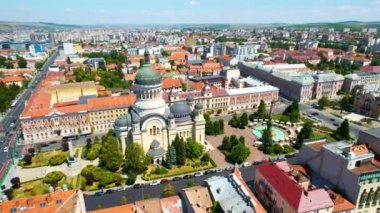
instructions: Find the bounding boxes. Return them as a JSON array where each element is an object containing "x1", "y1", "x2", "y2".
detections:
[
  {"x1": 242, "y1": 162, "x2": 252, "y2": 167},
  {"x1": 311, "y1": 112, "x2": 319, "y2": 116},
  {"x1": 133, "y1": 183, "x2": 144, "y2": 189},
  {"x1": 203, "y1": 170, "x2": 214, "y2": 175},
  {"x1": 172, "y1": 177, "x2": 182, "y2": 181},
  {"x1": 330, "y1": 118, "x2": 335, "y2": 121},
  {"x1": 333, "y1": 123, "x2": 339, "y2": 127},
  {"x1": 194, "y1": 172, "x2": 203, "y2": 177},
  {"x1": 150, "y1": 180, "x2": 160, "y2": 186},
  {"x1": 183, "y1": 174, "x2": 194, "y2": 179},
  {"x1": 105, "y1": 189, "x2": 115, "y2": 194},
  {"x1": 3, "y1": 147, "x2": 8, "y2": 153},
  {"x1": 215, "y1": 168, "x2": 223, "y2": 173},
  {"x1": 253, "y1": 161, "x2": 262, "y2": 165},
  {"x1": 160, "y1": 179, "x2": 170, "y2": 184},
  {"x1": 115, "y1": 186, "x2": 124, "y2": 192},
  {"x1": 94, "y1": 191, "x2": 105, "y2": 196}
]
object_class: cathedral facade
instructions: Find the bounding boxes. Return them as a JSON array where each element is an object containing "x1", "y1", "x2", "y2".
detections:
[{"x1": 114, "y1": 51, "x2": 206, "y2": 163}]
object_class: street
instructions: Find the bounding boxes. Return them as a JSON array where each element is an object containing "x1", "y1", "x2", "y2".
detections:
[
  {"x1": 84, "y1": 165, "x2": 256, "y2": 211},
  {"x1": 0, "y1": 48, "x2": 60, "y2": 184},
  {"x1": 299, "y1": 103, "x2": 366, "y2": 138}
]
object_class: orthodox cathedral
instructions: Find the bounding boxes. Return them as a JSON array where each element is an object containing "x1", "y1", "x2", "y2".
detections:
[{"x1": 114, "y1": 50, "x2": 206, "y2": 163}]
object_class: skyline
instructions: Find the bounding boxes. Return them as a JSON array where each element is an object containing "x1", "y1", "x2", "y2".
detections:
[{"x1": 1, "y1": 0, "x2": 380, "y2": 25}]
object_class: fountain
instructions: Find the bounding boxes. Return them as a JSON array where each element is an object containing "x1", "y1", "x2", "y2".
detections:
[{"x1": 252, "y1": 125, "x2": 287, "y2": 142}]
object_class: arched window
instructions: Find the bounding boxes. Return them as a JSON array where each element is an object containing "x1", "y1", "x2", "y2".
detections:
[
  {"x1": 150, "y1": 129, "x2": 153, "y2": 135},
  {"x1": 153, "y1": 125, "x2": 156, "y2": 135},
  {"x1": 157, "y1": 127, "x2": 160, "y2": 134}
]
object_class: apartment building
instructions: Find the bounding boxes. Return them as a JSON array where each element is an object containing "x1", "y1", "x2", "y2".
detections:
[
  {"x1": 344, "y1": 72, "x2": 380, "y2": 92},
  {"x1": 298, "y1": 139, "x2": 380, "y2": 213}
]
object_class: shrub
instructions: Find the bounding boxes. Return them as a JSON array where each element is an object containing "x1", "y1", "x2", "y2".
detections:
[
  {"x1": 126, "y1": 173, "x2": 136, "y2": 185},
  {"x1": 44, "y1": 171, "x2": 65, "y2": 185},
  {"x1": 49, "y1": 153, "x2": 67, "y2": 166},
  {"x1": 85, "y1": 143, "x2": 102, "y2": 160},
  {"x1": 153, "y1": 167, "x2": 168, "y2": 175},
  {"x1": 81, "y1": 165, "x2": 122, "y2": 187},
  {"x1": 201, "y1": 153, "x2": 211, "y2": 163}
]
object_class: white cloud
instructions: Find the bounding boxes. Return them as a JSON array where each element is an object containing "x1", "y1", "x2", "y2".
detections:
[
  {"x1": 372, "y1": 0, "x2": 380, "y2": 5},
  {"x1": 336, "y1": 5, "x2": 354, "y2": 11},
  {"x1": 336, "y1": 5, "x2": 371, "y2": 14},
  {"x1": 190, "y1": 1, "x2": 200, "y2": 5}
]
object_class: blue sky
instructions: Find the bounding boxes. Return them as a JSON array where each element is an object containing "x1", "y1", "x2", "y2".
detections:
[{"x1": 1, "y1": 0, "x2": 379, "y2": 25}]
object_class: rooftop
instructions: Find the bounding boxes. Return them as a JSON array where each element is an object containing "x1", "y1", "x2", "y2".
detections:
[
  {"x1": 256, "y1": 161, "x2": 333, "y2": 212},
  {"x1": 227, "y1": 85, "x2": 279, "y2": 96},
  {"x1": 181, "y1": 186, "x2": 213, "y2": 213}
]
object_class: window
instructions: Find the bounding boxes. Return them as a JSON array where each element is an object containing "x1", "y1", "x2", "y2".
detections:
[
  {"x1": 56, "y1": 199, "x2": 62, "y2": 204},
  {"x1": 40, "y1": 202, "x2": 47, "y2": 208}
]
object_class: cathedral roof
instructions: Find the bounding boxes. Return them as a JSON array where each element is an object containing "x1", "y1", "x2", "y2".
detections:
[
  {"x1": 170, "y1": 102, "x2": 192, "y2": 122},
  {"x1": 147, "y1": 139, "x2": 165, "y2": 158},
  {"x1": 114, "y1": 115, "x2": 129, "y2": 127},
  {"x1": 135, "y1": 64, "x2": 162, "y2": 86}
]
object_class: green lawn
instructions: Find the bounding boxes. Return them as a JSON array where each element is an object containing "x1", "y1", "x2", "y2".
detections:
[
  {"x1": 11, "y1": 176, "x2": 68, "y2": 199},
  {"x1": 272, "y1": 114, "x2": 291, "y2": 122},
  {"x1": 18, "y1": 150, "x2": 69, "y2": 168},
  {"x1": 310, "y1": 129, "x2": 336, "y2": 142},
  {"x1": 142, "y1": 159, "x2": 214, "y2": 181}
]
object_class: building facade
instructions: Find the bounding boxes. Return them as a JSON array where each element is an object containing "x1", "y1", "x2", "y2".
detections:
[
  {"x1": 114, "y1": 51, "x2": 205, "y2": 163},
  {"x1": 298, "y1": 139, "x2": 380, "y2": 213},
  {"x1": 353, "y1": 91, "x2": 380, "y2": 119}
]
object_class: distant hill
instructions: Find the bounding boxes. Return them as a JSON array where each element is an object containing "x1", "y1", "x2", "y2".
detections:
[
  {"x1": 0, "y1": 21, "x2": 81, "y2": 32},
  {"x1": 285, "y1": 21, "x2": 380, "y2": 31}
]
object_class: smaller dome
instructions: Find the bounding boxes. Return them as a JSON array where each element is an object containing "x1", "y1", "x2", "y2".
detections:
[
  {"x1": 186, "y1": 95, "x2": 193, "y2": 102},
  {"x1": 114, "y1": 115, "x2": 129, "y2": 127},
  {"x1": 150, "y1": 139, "x2": 160, "y2": 149},
  {"x1": 195, "y1": 102, "x2": 203, "y2": 110},
  {"x1": 170, "y1": 102, "x2": 192, "y2": 116}
]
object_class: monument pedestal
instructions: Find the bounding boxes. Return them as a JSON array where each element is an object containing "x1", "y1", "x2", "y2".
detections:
[{"x1": 67, "y1": 140, "x2": 79, "y2": 168}]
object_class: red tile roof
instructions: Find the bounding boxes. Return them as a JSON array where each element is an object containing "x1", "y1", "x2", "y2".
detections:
[
  {"x1": 256, "y1": 162, "x2": 333, "y2": 212},
  {"x1": 162, "y1": 78, "x2": 181, "y2": 89},
  {"x1": 361, "y1": 65, "x2": 380, "y2": 73},
  {"x1": 86, "y1": 94, "x2": 136, "y2": 111},
  {"x1": 1, "y1": 75, "x2": 25, "y2": 83}
]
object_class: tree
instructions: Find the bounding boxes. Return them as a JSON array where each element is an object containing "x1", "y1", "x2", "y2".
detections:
[
  {"x1": 229, "y1": 113, "x2": 240, "y2": 127},
  {"x1": 121, "y1": 196, "x2": 127, "y2": 205},
  {"x1": 283, "y1": 99, "x2": 300, "y2": 122},
  {"x1": 66, "y1": 57, "x2": 72, "y2": 64},
  {"x1": 169, "y1": 60, "x2": 175, "y2": 69},
  {"x1": 186, "y1": 180, "x2": 196, "y2": 188},
  {"x1": 185, "y1": 138, "x2": 204, "y2": 160},
  {"x1": 222, "y1": 136, "x2": 232, "y2": 151},
  {"x1": 256, "y1": 100, "x2": 268, "y2": 119},
  {"x1": 44, "y1": 171, "x2": 65, "y2": 186},
  {"x1": 175, "y1": 137, "x2": 186, "y2": 165},
  {"x1": 201, "y1": 153, "x2": 211, "y2": 163},
  {"x1": 161, "y1": 50, "x2": 171, "y2": 57},
  {"x1": 17, "y1": 56, "x2": 27, "y2": 68},
  {"x1": 240, "y1": 113, "x2": 249, "y2": 127},
  {"x1": 213, "y1": 121, "x2": 220, "y2": 136},
  {"x1": 181, "y1": 82, "x2": 187, "y2": 92},
  {"x1": 28, "y1": 148, "x2": 35, "y2": 156},
  {"x1": 318, "y1": 96, "x2": 330, "y2": 109},
  {"x1": 239, "y1": 136, "x2": 245, "y2": 144},
  {"x1": 164, "y1": 144, "x2": 177, "y2": 169},
  {"x1": 333, "y1": 119, "x2": 351, "y2": 140},
  {"x1": 261, "y1": 124, "x2": 273, "y2": 147},
  {"x1": 35, "y1": 61, "x2": 44, "y2": 70},
  {"x1": 218, "y1": 119, "x2": 224, "y2": 133},
  {"x1": 99, "y1": 135, "x2": 123, "y2": 172},
  {"x1": 124, "y1": 143, "x2": 151, "y2": 175},
  {"x1": 228, "y1": 143, "x2": 250, "y2": 164},
  {"x1": 230, "y1": 135, "x2": 239, "y2": 147},
  {"x1": 340, "y1": 95, "x2": 352, "y2": 111},
  {"x1": 10, "y1": 177, "x2": 21, "y2": 188},
  {"x1": 371, "y1": 58, "x2": 380, "y2": 66},
  {"x1": 295, "y1": 121, "x2": 313, "y2": 149},
  {"x1": 162, "y1": 184, "x2": 175, "y2": 197}
]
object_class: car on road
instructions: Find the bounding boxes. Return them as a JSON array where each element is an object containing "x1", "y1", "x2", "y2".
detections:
[
  {"x1": 105, "y1": 189, "x2": 115, "y2": 194},
  {"x1": 333, "y1": 123, "x2": 339, "y2": 127},
  {"x1": 3, "y1": 147, "x2": 8, "y2": 153},
  {"x1": 311, "y1": 112, "x2": 319, "y2": 116},
  {"x1": 215, "y1": 168, "x2": 223, "y2": 173},
  {"x1": 330, "y1": 118, "x2": 335, "y2": 121},
  {"x1": 160, "y1": 179, "x2": 170, "y2": 184},
  {"x1": 183, "y1": 174, "x2": 194, "y2": 179},
  {"x1": 10, "y1": 123, "x2": 15, "y2": 128},
  {"x1": 253, "y1": 161, "x2": 262, "y2": 165},
  {"x1": 94, "y1": 191, "x2": 105, "y2": 196},
  {"x1": 172, "y1": 177, "x2": 182, "y2": 181},
  {"x1": 133, "y1": 183, "x2": 144, "y2": 189},
  {"x1": 150, "y1": 180, "x2": 160, "y2": 186},
  {"x1": 194, "y1": 172, "x2": 203, "y2": 177},
  {"x1": 203, "y1": 170, "x2": 215, "y2": 175}
]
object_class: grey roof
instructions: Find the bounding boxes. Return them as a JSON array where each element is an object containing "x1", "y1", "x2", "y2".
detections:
[
  {"x1": 114, "y1": 115, "x2": 129, "y2": 127},
  {"x1": 147, "y1": 140, "x2": 165, "y2": 158},
  {"x1": 170, "y1": 102, "x2": 192, "y2": 122},
  {"x1": 361, "y1": 127, "x2": 380, "y2": 138},
  {"x1": 186, "y1": 95, "x2": 194, "y2": 102},
  {"x1": 195, "y1": 102, "x2": 203, "y2": 110},
  {"x1": 205, "y1": 176, "x2": 255, "y2": 213}
]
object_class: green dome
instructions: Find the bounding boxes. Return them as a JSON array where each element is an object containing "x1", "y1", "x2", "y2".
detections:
[{"x1": 135, "y1": 64, "x2": 162, "y2": 85}]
